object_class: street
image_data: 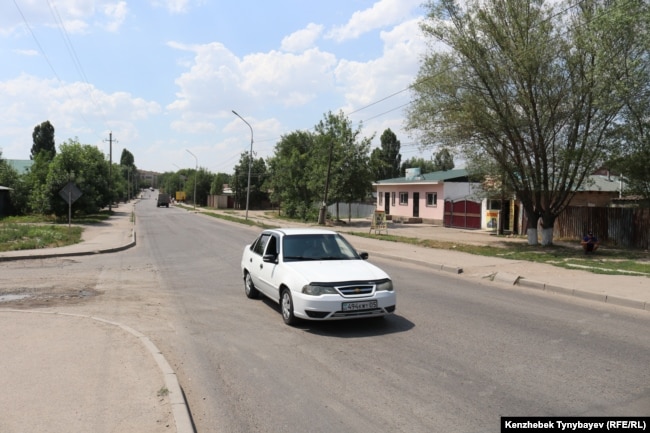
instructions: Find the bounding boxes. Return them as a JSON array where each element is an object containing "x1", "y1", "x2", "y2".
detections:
[{"x1": 1, "y1": 199, "x2": 649, "y2": 432}]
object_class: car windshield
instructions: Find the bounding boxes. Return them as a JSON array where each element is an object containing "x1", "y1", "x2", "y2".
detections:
[{"x1": 282, "y1": 234, "x2": 359, "y2": 261}]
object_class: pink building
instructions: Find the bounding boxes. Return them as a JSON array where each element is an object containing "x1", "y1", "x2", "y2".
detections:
[{"x1": 374, "y1": 168, "x2": 482, "y2": 225}]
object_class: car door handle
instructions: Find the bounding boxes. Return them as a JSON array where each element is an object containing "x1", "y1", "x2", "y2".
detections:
[{"x1": 259, "y1": 264, "x2": 263, "y2": 269}]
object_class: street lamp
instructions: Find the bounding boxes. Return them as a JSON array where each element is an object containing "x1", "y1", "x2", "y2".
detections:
[
  {"x1": 232, "y1": 110, "x2": 254, "y2": 220},
  {"x1": 186, "y1": 149, "x2": 198, "y2": 211}
]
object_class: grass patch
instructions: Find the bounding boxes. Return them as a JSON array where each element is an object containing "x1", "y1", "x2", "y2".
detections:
[
  {"x1": 348, "y1": 231, "x2": 650, "y2": 277},
  {"x1": 0, "y1": 210, "x2": 111, "y2": 252},
  {"x1": 0, "y1": 223, "x2": 83, "y2": 252}
]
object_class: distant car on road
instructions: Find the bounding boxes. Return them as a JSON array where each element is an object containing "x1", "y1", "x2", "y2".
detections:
[
  {"x1": 156, "y1": 193, "x2": 170, "y2": 208},
  {"x1": 241, "y1": 228, "x2": 396, "y2": 325}
]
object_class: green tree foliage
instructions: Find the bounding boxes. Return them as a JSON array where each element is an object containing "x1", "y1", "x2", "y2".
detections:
[
  {"x1": 370, "y1": 128, "x2": 402, "y2": 181},
  {"x1": 0, "y1": 151, "x2": 29, "y2": 215},
  {"x1": 313, "y1": 111, "x2": 374, "y2": 221},
  {"x1": 117, "y1": 149, "x2": 138, "y2": 201},
  {"x1": 267, "y1": 130, "x2": 316, "y2": 219},
  {"x1": 267, "y1": 112, "x2": 373, "y2": 221},
  {"x1": 46, "y1": 139, "x2": 110, "y2": 216},
  {"x1": 120, "y1": 148, "x2": 135, "y2": 167},
  {"x1": 31, "y1": 121, "x2": 56, "y2": 161},
  {"x1": 232, "y1": 153, "x2": 268, "y2": 210},
  {"x1": 432, "y1": 148, "x2": 454, "y2": 171},
  {"x1": 211, "y1": 172, "x2": 231, "y2": 196},
  {"x1": 400, "y1": 157, "x2": 436, "y2": 176},
  {"x1": 26, "y1": 151, "x2": 56, "y2": 214},
  {"x1": 604, "y1": 2, "x2": 650, "y2": 199},
  {"x1": 407, "y1": 0, "x2": 642, "y2": 245}
]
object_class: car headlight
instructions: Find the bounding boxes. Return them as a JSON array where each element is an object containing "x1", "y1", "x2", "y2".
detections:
[
  {"x1": 376, "y1": 279, "x2": 393, "y2": 291},
  {"x1": 302, "y1": 284, "x2": 338, "y2": 296}
]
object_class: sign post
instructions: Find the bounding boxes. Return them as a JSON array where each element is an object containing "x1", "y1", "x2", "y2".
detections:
[
  {"x1": 59, "y1": 182, "x2": 83, "y2": 228},
  {"x1": 369, "y1": 210, "x2": 387, "y2": 235}
]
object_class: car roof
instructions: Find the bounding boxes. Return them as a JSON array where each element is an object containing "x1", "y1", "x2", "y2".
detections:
[{"x1": 263, "y1": 228, "x2": 339, "y2": 236}]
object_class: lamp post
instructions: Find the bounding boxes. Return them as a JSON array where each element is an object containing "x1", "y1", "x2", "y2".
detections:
[
  {"x1": 232, "y1": 110, "x2": 254, "y2": 220},
  {"x1": 186, "y1": 149, "x2": 198, "y2": 211}
]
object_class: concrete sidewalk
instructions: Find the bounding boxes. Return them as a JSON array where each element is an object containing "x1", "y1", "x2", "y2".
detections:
[
  {"x1": 1, "y1": 202, "x2": 648, "y2": 433},
  {"x1": 0, "y1": 203, "x2": 193, "y2": 433}
]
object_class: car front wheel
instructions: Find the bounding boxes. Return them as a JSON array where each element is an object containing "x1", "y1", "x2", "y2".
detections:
[
  {"x1": 281, "y1": 288, "x2": 297, "y2": 326},
  {"x1": 244, "y1": 271, "x2": 259, "y2": 299}
]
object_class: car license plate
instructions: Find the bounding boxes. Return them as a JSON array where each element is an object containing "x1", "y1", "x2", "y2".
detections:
[{"x1": 342, "y1": 300, "x2": 377, "y2": 311}]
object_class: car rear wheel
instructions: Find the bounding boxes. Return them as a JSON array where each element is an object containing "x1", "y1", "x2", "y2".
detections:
[
  {"x1": 281, "y1": 288, "x2": 297, "y2": 326},
  {"x1": 244, "y1": 272, "x2": 259, "y2": 299}
]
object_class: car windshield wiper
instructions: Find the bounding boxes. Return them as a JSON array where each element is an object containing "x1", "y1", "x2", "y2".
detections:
[{"x1": 283, "y1": 256, "x2": 317, "y2": 261}]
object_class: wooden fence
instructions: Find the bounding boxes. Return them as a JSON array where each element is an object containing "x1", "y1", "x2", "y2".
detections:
[{"x1": 525, "y1": 207, "x2": 650, "y2": 249}]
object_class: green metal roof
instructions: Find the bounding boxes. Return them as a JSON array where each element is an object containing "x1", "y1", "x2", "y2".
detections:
[
  {"x1": 375, "y1": 168, "x2": 469, "y2": 184},
  {"x1": 6, "y1": 159, "x2": 33, "y2": 174}
]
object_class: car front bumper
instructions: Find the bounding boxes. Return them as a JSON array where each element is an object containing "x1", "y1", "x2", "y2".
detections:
[{"x1": 291, "y1": 290, "x2": 396, "y2": 321}]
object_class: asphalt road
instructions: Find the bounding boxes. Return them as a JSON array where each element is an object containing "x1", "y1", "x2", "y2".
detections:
[
  {"x1": 135, "y1": 203, "x2": 650, "y2": 433},
  {"x1": 2, "y1": 199, "x2": 648, "y2": 433}
]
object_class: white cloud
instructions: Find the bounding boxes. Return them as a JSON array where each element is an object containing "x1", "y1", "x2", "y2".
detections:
[
  {"x1": 166, "y1": 41, "x2": 338, "y2": 134},
  {"x1": 13, "y1": 49, "x2": 39, "y2": 56},
  {"x1": 0, "y1": 74, "x2": 160, "y2": 157},
  {"x1": 335, "y1": 18, "x2": 425, "y2": 109},
  {"x1": 281, "y1": 23, "x2": 323, "y2": 53},
  {"x1": 152, "y1": 0, "x2": 192, "y2": 14},
  {"x1": 327, "y1": 0, "x2": 423, "y2": 42},
  {"x1": 102, "y1": 1, "x2": 128, "y2": 32}
]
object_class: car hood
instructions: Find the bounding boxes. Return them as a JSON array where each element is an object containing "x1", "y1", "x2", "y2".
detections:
[{"x1": 285, "y1": 259, "x2": 389, "y2": 283}]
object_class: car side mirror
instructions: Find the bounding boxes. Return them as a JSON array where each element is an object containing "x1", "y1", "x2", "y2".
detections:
[
  {"x1": 359, "y1": 252, "x2": 369, "y2": 260},
  {"x1": 263, "y1": 254, "x2": 278, "y2": 264}
]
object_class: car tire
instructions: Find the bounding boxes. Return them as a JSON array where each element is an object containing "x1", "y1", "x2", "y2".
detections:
[
  {"x1": 244, "y1": 271, "x2": 259, "y2": 299},
  {"x1": 281, "y1": 288, "x2": 297, "y2": 326}
]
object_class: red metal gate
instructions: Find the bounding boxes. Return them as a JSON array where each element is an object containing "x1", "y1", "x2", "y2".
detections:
[{"x1": 444, "y1": 200, "x2": 481, "y2": 229}]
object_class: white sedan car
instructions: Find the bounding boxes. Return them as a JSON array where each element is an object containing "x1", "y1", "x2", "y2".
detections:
[{"x1": 241, "y1": 228, "x2": 396, "y2": 325}]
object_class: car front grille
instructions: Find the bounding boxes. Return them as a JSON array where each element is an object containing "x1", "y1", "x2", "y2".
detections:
[{"x1": 337, "y1": 284, "x2": 375, "y2": 296}]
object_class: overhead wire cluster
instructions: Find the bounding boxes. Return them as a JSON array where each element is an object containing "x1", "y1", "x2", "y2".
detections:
[
  {"x1": 12, "y1": 0, "x2": 112, "y2": 143},
  {"x1": 223, "y1": 0, "x2": 612, "y2": 174},
  {"x1": 12, "y1": 0, "x2": 634, "y2": 174}
]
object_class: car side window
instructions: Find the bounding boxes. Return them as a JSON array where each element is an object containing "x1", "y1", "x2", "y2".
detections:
[
  {"x1": 252, "y1": 234, "x2": 270, "y2": 256},
  {"x1": 263, "y1": 235, "x2": 279, "y2": 259}
]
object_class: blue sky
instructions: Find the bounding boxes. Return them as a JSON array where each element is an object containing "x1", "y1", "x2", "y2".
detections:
[{"x1": 1, "y1": 0, "x2": 431, "y2": 174}]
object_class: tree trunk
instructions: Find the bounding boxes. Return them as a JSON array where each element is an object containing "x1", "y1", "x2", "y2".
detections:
[
  {"x1": 540, "y1": 212, "x2": 556, "y2": 246},
  {"x1": 540, "y1": 227, "x2": 554, "y2": 246},
  {"x1": 524, "y1": 208, "x2": 539, "y2": 246}
]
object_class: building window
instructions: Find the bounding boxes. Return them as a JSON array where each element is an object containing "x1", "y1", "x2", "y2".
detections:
[
  {"x1": 399, "y1": 192, "x2": 408, "y2": 205},
  {"x1": 426, "y1": 192, "x2": 437, "y2": 207},
  {"x1": 378, "y1": 192, "x2": 383, "y2": 206},
  {"x1": 391, "y1": 192, "x2": 396, "y2": 206}
]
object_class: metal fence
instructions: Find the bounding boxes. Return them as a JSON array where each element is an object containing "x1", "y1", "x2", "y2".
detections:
[
  {"x1": 327, "y1": 202, "x2": 376, "y2": 219},
  {"x1": 538, "y1": 207, "x2": 650, "y2": 249}
]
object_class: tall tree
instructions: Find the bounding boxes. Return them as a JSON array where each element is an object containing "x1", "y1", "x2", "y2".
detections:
[
  {"x1": 120, "y1": 148, "x2": 135, "y2": 167},
  {"x1": 267, "y1": 131, "x2": 316, "y2": 220},
  {"x1": 407, "y1": 0, "x2": 640, "y2": 245},
  {"x1": 370, "y1": 128, "x2": 402, "y2": 181},
  {"x1": 605, "y1": 1, "x2": 650, "y2": 199},
  {"x1": 313, "y1": 111, "x2": 374, "y2": 223},
  {"x1": 46, "y1": 139, "x2": 110, "y2": 217},
  {"x1": 232, "y1": 152, "x2": 268, "y2": 210},
  {"x1": 432, "y1": 148, "x2": 455, "y2": 171},
  {"x1": 31, "y1": 121, "x2": 56, "y2": 160}
]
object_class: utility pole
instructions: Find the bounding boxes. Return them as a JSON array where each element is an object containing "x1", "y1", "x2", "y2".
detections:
[{"x1": 103, "y1": 132, "x2": 117, "y2": 212}]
